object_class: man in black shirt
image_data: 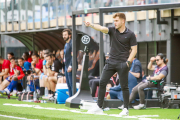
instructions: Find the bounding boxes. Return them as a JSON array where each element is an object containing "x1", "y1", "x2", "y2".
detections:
[
  {"x1": 84, "y1": 13, "x2": 137, "y2": 116},
  {"x1": 46, "y1": 54, "x2": 62, "y2": 99}
]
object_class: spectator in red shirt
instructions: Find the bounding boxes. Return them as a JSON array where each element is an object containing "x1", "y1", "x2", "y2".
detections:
[
  {"x1": 0, "y1": 57, "x2": 10, "y2": 84},
  {"x1": 27, "y1": 53, "x2": 43, "y2": 92},
  {"x1": 0, "y1": 57, "x2": 25, "y2": 91},
  {"x1": 31, "y1": 53, "x2": 43, "y2": 73}
]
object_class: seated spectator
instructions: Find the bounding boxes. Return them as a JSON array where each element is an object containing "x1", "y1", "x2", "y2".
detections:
[
  {"x1": 18, "y1": 57, "x2": 31, "y2": 92},
  {"x1": 40, "y1": 49, "x2": 50, "y2": 96},
  {"x1": 88, "y1": 50, "x2": 100, "y2": 77},
  {"x1": 7, "y1": 52, "x2": 14, "y2": 61},
  {"x1": 46, "y1": 54, "x2": 63, "y2": 99},
  {"x1": 22, "y1": 52, "x2": 32, "y2": 63},
  {"x1": 39, "y1": 50, "x2": 44, "y2": 60},
  {"x1": 27, "y1": 53, "x2": 43, "y2": 93},
  {"x1": 129, "y1": 53, "x2": 168, "y2": 110},
  {"x1": 109, "y1": 57, "x2": 142, "y2": 109},
  {"x1": 0, "y1": 57, "x2": 10, "y2": 84},
  {"x1": 129, "y1": 57, "x2": 142, "y2": 83},
  {"x1": 0, "y1": 57, "x2": 25, "y2": 96},
  {"x1": 56, "y1": 50, "x2": 65, "y2": 83}
]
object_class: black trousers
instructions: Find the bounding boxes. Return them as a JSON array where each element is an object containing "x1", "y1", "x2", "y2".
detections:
[
  {"x1": 22, "y1": 76, "x2": 27, "y2": 90},
  {"x1": 98, "y1": 60, "x2": 129, "y2": 109}
]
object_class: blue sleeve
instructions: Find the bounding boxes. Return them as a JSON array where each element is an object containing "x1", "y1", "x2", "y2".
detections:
[
  {"x1": 43, "y1": 60, "x2": 46, "y2": 66},
  {"x1": 109, "y1": 84, "x2": 121, "y2": 91},
  {"x1": 133, "y1": 61, "x2": 141, "y2": 73}
]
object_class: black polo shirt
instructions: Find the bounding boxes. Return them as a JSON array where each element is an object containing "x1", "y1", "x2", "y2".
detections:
[
  {"x1": 51, "y1": 58, "x2": 63, "y2": 73},
  {"x1": 108, "y1": 27, "x2": 137, "y2": 63}
]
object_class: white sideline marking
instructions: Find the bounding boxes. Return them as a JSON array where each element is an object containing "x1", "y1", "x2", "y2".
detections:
[
  {"x1": 137, "y1": 115, "x2": 159, "y2": 117},
  {"x1": 0, "y1": 114, "x2": 39, "y2": 120},
  {"x1": 3, "y1": 103, "x2": 171, "y2": 120}
]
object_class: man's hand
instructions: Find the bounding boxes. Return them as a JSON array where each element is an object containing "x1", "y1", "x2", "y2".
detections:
[
  {"x1": 84, "y1": 21, "x2": 91, "y2": 27},
  {"x1": 67, "y1": 66, "x2": 72, "y2": 72},
  {"x1": 31, "y1": 61, "x2": 35, "y2": 65},
  {"x1": 150, "y1": 57, "x2": 156, "y2": 62},
  {"x1": 126, "y1": 62, "x2": 129, "y2": 68},
  {"x1": 46, "y1": 61, "x2": 50, "y2": 67}
]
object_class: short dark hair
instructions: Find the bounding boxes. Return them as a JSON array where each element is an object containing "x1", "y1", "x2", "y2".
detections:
[
  {"x1": 46, "y1": 54, "x2": 53, "y2": 58},
  {"x1": 52, "y1": 54, "x2": 56, "y2": 58},
  {"x1": 8, "y1": 52, "x2": 14, "y2": 56},
  {"x1": 24, "y1": 52, "x2": 29, "y2": 56},
  {"x1": 18, "y1": 58, "x2": 24, "y2": 61},
  {"x1": 32, "y1": 53, "x2": 39, "y2": 58},
  {"x1": 10, "y1": 57, "x2": 16, "y2": 61},
  {"x1": 62, "y1": 29, "x2": 72, "y2": 36}
]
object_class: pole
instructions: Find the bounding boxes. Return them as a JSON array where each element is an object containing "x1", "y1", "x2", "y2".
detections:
[{"x1": 72, "y1": 14, "x2": 77, "y2": 95}]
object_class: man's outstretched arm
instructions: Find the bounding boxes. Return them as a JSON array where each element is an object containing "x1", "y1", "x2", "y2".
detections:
[{"x1": 84, "y1": 21, "x2": 109, "y2": 34}]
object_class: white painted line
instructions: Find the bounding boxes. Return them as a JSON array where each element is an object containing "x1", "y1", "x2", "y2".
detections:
[
  {"x1": 0, "y1": 114, "x2": 39, "y2": 120},
  {"x1": 137, "y1": 115, "x2": 159, "y2": 118},
  {"x1": 3, "y1": 103, "x2": 170, "y2": 120},
  {"x1": 108, "y1": 114, "x2": 122, "y2": 117}
]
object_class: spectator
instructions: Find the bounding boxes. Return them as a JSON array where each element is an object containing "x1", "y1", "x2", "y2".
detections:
[
  {"x1": 46, "y1": 54, "x2": 63, "y2": 99},
  {"x1": 40, "y1": 50, "x2": 49, "y2": 96},
  {"x1": 0, "y1": 56, "x2": 10, "y2": 84},
  {"x1": 39, "y1": 50, "x2": 44, "y2": 60},
  {"x1": 129, "y1": 53, "x2": 168, "y2": 110},
  {"x1": 0, "y1": 57, "x2": 24, "y2": 94},
  {"x1": 27, "y1": 53, "x2": 43, "y2": 92},
  {"x1": 18, "y1": 57, "x2": 31, "y2": 92},
  {"x1": 88, "y1": 50, "x2": 100, "y2": 77},
  {"x1": 56, "y1": 49, "x2": 66, "y2": 83},
  {"x1": 129, "y1": 56, "x2": 142, "y2": 83},
  {"x1": 22, "y1": 52, "x2": 32, "y2": 63},
  {"x1": 7, "y1": 52, "x2": 14, "y2": 61}
]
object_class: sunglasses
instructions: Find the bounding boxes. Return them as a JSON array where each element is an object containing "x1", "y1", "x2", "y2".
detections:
[{"x1": 156, "y1": 59, "x2": 159, "y2": 62}]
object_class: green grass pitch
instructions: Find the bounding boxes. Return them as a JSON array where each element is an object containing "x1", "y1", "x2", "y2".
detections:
[{"x1": 0, "y1": 98, "x2": 179, "y2": 120}]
